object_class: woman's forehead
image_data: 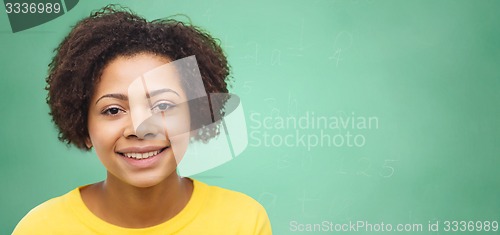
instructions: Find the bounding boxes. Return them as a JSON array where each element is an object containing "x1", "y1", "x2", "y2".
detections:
[
  {"x1": 95, "y1": 54, "x2": 184, "y2": 97},
  {"x1": 101, "y1": 54, "x2": 172, "y2": 84}
]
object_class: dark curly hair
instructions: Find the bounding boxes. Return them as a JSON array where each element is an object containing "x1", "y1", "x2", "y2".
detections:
[{"x1": 46, "y1": 5, "x2": 231, "y2": 151}]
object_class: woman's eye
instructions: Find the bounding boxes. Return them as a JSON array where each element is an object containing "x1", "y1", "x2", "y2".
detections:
[
  {"x1": 152, "y1": 102, "x2": 174, "y2": 113},
  {"x1": 102, "y1": 107, "x2": 123, "y2": 116}
]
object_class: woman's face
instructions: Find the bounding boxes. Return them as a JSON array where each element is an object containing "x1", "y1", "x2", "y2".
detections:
[{"x1": 87, "y1": 53, "x2": 191, "y2": 188}]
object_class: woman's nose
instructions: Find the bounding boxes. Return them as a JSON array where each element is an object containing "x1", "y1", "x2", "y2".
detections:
[
  {"x1": 123, "y1": 107, "x2": 166, "y2": 140},
  {"x1": 135, "y1": 112, "x2": 166, "y2": 140}
]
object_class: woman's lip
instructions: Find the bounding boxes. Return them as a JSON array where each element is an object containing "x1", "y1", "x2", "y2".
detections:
[
  {"x1": 118, "y1": 147, "x2": 168, "y2": 168},
  {"x1": 116, "y1": 145, "x2": 170, "y2": 154}
]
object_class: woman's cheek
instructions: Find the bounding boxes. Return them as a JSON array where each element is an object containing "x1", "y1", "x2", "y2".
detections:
[{"x1": 166, "y1": 110, "x2": 191, "y2": 163}]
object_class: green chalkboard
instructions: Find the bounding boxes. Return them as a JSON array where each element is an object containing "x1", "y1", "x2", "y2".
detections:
[{"x1": 1, "y1": 0, "x2": 499, "y2": 234}]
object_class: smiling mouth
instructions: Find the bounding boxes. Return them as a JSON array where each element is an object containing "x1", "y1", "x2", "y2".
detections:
[{"x1": 117, "y1": 147, "x2": 169, "y2": 160}]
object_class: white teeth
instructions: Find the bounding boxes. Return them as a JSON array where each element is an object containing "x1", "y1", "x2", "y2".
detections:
[{"x1": 123, "y1": 150, "x2": 161, "y2": 159}]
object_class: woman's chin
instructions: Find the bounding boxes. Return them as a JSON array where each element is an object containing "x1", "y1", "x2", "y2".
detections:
[
  {"x1": 122, "y1": 169, "x2": 178, "y2": 188},
  {"x1": 126, "y1": 177, "x2": 169, "y2": 188}
]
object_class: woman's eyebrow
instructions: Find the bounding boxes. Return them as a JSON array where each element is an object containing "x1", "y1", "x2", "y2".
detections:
[
  {"x1": 95, "y1": 89, "x2": 179, "y2": 105},
  {"x1": 148, "y1": 88, "x2": 180, "y2": 98},
  {"x1": 95, "y1": 93, "x2": 128, "y2": 104}
]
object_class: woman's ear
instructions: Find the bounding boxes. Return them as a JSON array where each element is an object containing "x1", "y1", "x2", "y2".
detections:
[{"x1": 85, "y1": 138, "x2": 93, "y2": 149}]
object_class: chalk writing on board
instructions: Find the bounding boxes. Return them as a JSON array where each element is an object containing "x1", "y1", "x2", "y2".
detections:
[
  {"x1": 278, "y1": 153, "x2": 292, "y2": 169},
  {"x1": 242, "y1": 80, "x2": 255, "y2": 94},
  {"x1": 287, "y1": 91, "x2": 298, "y2": 116},
  {"x1": 356, "y1": 157, "x2": 372, "y2": 177},
  {"x1": 330, "y1": 48, "x2": 343, "y2": 67},
  {"x1": 256, "y1": 152, "x2": 291, "y2": 170},
  {"x1": 336, "y1": 155, "x2": 348, "y2": 175},
  {"x1": 287, "y1": 19, "x2": 312, "y2": 58},
  {"x1": 271, "y1": 49, "x2": 282, "y2": 66},
  {"x1": 239, "y1": 41, "x2": 260, "y2": 65},
  {"x1": 298, "y1": 190, "x2": 321, "y2": 217},
  {"x1": 336, "y1": 156, "x2": 398, "y2": 178},
  {"x1": 380, "y1": 159, "x2": 399, "y2": 178},
  {"x1": 263, "y1": 97, "x2": 281, "y2": 117},
  {"x1": 329, "y1": 31, "x2": 353, "y2": 66}
]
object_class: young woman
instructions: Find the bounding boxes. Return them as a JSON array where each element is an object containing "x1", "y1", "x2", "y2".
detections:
[{"x1": 13, "y1": 5, "x2": 272, "y2": 234}]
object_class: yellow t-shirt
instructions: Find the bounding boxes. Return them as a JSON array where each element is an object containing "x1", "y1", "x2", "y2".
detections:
[{"x1": 13, "y1": 179, "x2": 272, "y2": 234}]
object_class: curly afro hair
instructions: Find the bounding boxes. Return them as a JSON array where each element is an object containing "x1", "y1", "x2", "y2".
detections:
[{"x1": 46, "y1": 5, "x2": 231, "y2": 151}]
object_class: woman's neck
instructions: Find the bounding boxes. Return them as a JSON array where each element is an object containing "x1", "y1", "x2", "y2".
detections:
[{"x1": 81, "y1": 172, "x2": 193, "y2": 228}]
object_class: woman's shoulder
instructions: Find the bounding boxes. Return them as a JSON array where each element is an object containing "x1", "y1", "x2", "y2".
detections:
[
  {"x1": 194, "y1": 179, "x2": 265, "y2": 211},
  {"x1": 191, "y1": 179, "x2": 272, "y2": 234},
  {"x1": 12, "y1": 188, "x2": 81, "y2": 234}
]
